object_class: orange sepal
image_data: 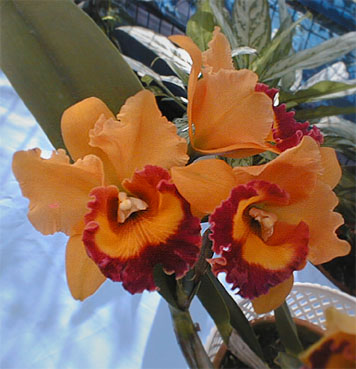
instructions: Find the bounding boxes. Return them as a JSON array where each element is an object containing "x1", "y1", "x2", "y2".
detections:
[
  {"x1": 65, "y1": 232, "x2": 106, "y2": 301},
  {"x1": 252, "y1": 276, "x2": 294, "y2": 314},
  {"x1": 171, "y1": 159, "x2": 237, "y2": 215},
  {"x1": 12, "y1": 148, "x2": 103, "y2": 235}
]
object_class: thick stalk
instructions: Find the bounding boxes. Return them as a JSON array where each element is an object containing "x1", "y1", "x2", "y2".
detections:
[{"x1": 169, "y1": 305, "x2": 214, "y2": 369}]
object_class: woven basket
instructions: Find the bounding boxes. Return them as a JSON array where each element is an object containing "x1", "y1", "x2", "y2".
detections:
[{"x1": 206, "y1": 282, "x2": 356, "y2": 363}]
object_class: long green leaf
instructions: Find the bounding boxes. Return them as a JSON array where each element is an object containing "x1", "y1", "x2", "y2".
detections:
[
  {"x1": 209, "y1": 0, "x2": 238, "y2": 49},
  {"x1": 264, "y1": 31, "x2": 356, "y2": 81},
  {"x1": 206, "y1": 271, "x2": 264, "y2": 359},
  {"x1": 186, "y1": 0, "x2": 215, "y2": 51},
  {"x1": 252, "y1": 14, "x2": 308, "y2": 78},
  {"x1": 274, "y1": 302, "x2": 304, "y2": 355},
  {"x1": 0, "y1": 0, "x2": 142, "y2": 149},
  {"x1": 232, "y1": 0, "x2": 271, "y2": 53},
  {"x1": 198, "y1": 273, "x2": 232, "y2": 343},
  {"x1": 119, "y1": 26, "x2": 190, "y2": 85},
  {"x1": 281, "y1": 81, "x2": 356, "y2": 108},
  {"x1": 278, "y1": 0, "x2": 291, "y2": 26},
  {"x1": 294, "y1": 105, "x2": 356, "y2": 121}
]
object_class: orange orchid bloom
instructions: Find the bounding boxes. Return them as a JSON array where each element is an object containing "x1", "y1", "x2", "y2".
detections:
[
  {"x1": 300, "y1": 308, "x2": 356, "y2": 368},
  {"x1": 171, "y1": 137, "x2": 350, "y2": 313},
  {"x1": 12, "y1": 90, "x2": 201, "y2": 300},
  {"x1": 169, "y1": 27, "x2": 323, "y2": 157}
]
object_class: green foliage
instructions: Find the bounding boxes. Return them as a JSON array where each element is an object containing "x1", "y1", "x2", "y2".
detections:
[
  {"x1": 274, "y1": 302, "x2": 304, "y2": 356},
  {"x1": 275, "y1": 352, "x2": 304, "y2": 369},
  {"x1": 263, "y1": 31, "x2": 356, "y2": 81},
  {"x1": 199, "y1": 271, "x2": 264, "y2": 358},
  {"x1": 186, "y1": 0, "x2": 216, "y2": 51},
  {"x1": 294, "y1": 105, "x2": 356, "y2": 121},
  {"x1": 252, "y1": 13, "x2": 309, "y2": 79},
  {"x1": 209, "y1": 0, "x2": 239, "y2": 49},
  {"x1": 0, "y1": 0, "x2": 142, "y2": 150},
  {"x1": 280, "y1": 81, "x2": 356, "y2": 109},
  {"x1": 232, "y1": 0, "x2": 271, "y2": 68},
  {"x1": 198, "y1": 273, "x2": 232, "y2": 344}
]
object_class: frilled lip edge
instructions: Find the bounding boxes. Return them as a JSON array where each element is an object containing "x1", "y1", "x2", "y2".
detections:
[
  {"x1": 255, "y1": 83, "x2": 324, "y2": 152},
  {"x1": 82, "y1": 165, "x2": 202, "y2": 294},
  {"x1": 208, "y1": 180, "x2": 309, "y2": 299}
]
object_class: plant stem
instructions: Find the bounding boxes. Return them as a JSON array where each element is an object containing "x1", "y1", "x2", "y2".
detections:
[
  {"x1": 274, "y1": 301, "x2": 304, "y2": 355},
  {"x1": 169, "y1": 305, "x2": 214, "y2": 369}
]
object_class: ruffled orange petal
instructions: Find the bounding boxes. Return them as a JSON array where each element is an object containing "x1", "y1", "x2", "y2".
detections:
[
  {"x1": 61, "y1": 97, "x2": 114, "y2": 160},
  {"x1": 12, "y1": 149, "x2": 103, "y2": 235},
  {"x1": 209, "y1": 181, "x2": 309, "y2": 299},
  {"x1": 202, "y1": 27, "x2": 234, "y2": 72},
  {"x1": 319, "y1": 147, "x2": 342, "y2": 189},
  {"x1": 233, "y1": 137, "x2": 322, "y2": 203},
  {"x1": 168, "y1": 34, "x2": 202, "y2": 134},
  {"x1": 171, "y1": 159, "x2": 237, "y2": 215},
  {"x1": 190, "y1": 70, "x2": 274, "y2": 156},
  {"x1": 269, "y1": 181, "x2": 350, "y2": 265},
  {"x1": 83, "y1": 165, "x2": 201, "y2": 294},
  {"x1": 89, "y1": 90, "x2": 188, "y2": 184},
  {"x1": 252, "y1": 276, "x2": 294, "y2": 314},
  {"x1": 61, "y1": 97, "x2": 118, "y2": 185},
  {"x1": 66, "y1": 230, "x2": 106, "y2": 300}
]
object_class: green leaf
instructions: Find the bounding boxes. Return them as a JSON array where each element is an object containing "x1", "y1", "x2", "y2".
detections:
[
  {"x1": 263, "y1": 31, "x2": 356, "y2": 81},
  {"x1": 280, "y1": 81, "x2": 356, "y2": 109},
  {"x1": 198, "y1": 272, "x2": 232, "y2": 343},
  {"x1": 275, "y1": 352, "x2": 303, "y2": 369},
  {"x1": 252, "y1": 14, "x2": 307, "y2": 78},
  {"x1": 274, "y1": 302, "x2": 304, "y2": 355},
  {"x1": 209, "y1": 0, "x2": 238, "y2": 49},
  {"x1": 206, "y1": 271, "x2": 264, "y2": 359},
  {"x1": 294, "y1": 105, "x2": 356, "y2": 121},
  {"x1": 0, "y1": 0, "x2": 142, "y2": 150},
  {"x1": 232, "y1": 0, "x2": 271, "y2": 53},
  {"x1": 153, "y1": 264, "x2": 179, "y2": 309},
  {"x1": 272, "y1": 0, "x2": 294, "y2": 71},
  {"x1": 119, "y1": 26, "x2": 190, "y2": 86},
  {"x1": 186, "y1": 0, "x2": 215, "y2": 51},
  {"x1": 317, "y1": 117, "x2": 356, "y2": 142},
  {"x1": 278, "y1": 0, "x2": 291, "y2": 26},
  {"x1": 231, "y1": 46, "x2": 258, "y2": 57}
]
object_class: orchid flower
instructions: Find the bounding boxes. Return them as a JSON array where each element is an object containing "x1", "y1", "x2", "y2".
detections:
[
  {"x1": 12, "y1": 90, "x2": 201, "y2": 300},
  {"x1": 171, "y1": 137, "x2": 350, "y2": 313},
  {"x1": 300, "y1": 308, "x2": 356, "y2": 368},
  {"x1": 169, "y1": 27, "x2": 323, "y2": 157}
]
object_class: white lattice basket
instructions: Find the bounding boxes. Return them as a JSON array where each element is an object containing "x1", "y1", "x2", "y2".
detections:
[{"x1": 206, "y1": 282, "x2": 356, "y2": 362}]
